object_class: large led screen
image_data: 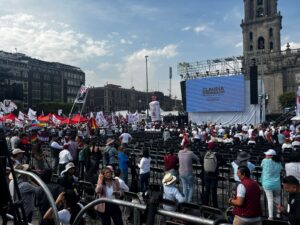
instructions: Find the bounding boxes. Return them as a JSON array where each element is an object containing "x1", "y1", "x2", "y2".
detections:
[{"x1": 186, "y1": 74, "x2": 245, "y2": 112}]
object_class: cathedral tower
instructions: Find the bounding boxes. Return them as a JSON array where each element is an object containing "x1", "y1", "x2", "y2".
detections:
[{"x1": 241, "y1": 0, "x2": 282, "y2": 61}]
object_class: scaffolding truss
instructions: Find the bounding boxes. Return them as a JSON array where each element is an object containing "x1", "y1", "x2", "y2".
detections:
[{"x1": 178, "y1": 56, "x2": 243, "y2": 80}]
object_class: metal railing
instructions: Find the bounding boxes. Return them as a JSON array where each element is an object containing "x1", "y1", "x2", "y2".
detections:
[
  {"x1": 73, "y1": 198, "x2": 231, "y2": 225},
  {"x1": 14, "y1": 169, "x2": 60, "y2": 225}
]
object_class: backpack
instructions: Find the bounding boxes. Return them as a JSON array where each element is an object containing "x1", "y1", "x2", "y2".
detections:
[{"x1": 203, "y1": 151, "x2": 218, "y2": 173}]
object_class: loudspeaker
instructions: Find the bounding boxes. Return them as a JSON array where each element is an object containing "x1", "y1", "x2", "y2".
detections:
[
  {"x1": 180, "y1": 81, "x2": 186, "y2": 111},
  {"x1": 250, "y1": 65, "x2": 258, "y2": 104}
]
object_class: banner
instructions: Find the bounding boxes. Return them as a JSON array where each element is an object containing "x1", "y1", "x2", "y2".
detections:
[
  {"x1": 297, "y1": 86, "x2": 300, "y2": 116},
  {"x1": 27, "y1": 108, "x2": 37, "y2": 120},
  {"x1": 52, "y1": 114, "x2": 61, "y2": 125},
  {"x1": 74, "y1": 85, "x2": 88, "y2": 103},
  {"x1": 128, "y1": 111, "x2": 139, "y2": 124},
  {"x1": 96, "y1": 111, "x2": 108, "y2": 127},
  {"x1": 149, "y1": 101, "x2": 161, "y2": 122},
  {"x1": 0, "y1": 100, "x2": 17, "y2": 114},
  {"x1": 18, "y1": 111, "x2": 25, "y2": 121},
  {"x1": 14, "y1": 118, "x2": 24, "y2": 128}
]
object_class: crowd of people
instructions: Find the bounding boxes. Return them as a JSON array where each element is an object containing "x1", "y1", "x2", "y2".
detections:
[{"x1": 1, "y1": 120, "x2": 300, "y2": 225}]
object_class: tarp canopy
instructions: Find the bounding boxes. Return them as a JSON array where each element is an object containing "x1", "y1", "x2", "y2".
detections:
[
  {"x1": 0, "y1": 113, "x2": 16, "y2": 121},
  {"x1": 291, "y1": 116, "x2": 300, "y2": 121},
  {"x1": 71, "y1": 114, "x2": 88, "y2": 123},
  {"x1": 38, "y1": 113, "x2": 52, "y2": 122}
]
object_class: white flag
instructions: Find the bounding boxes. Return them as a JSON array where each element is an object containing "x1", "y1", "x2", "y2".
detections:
[
  {"x1": 58, "y1": 109, "x2": 63, "y2": 116},
  {"x1": 27, "y1": 108, "x2": 37, "y2": 120},
  {"x1": 90, "y1": 112, "x2": 94, "y2": 118},
  {"x1": 52, "y1": 114, "x2": 61, "y2": 125},
  {"x1": 1, "y1": 100, "x2": 17, "y2": 113},
  {"x1": 74, "y1": 85, "x2": 88, "y2": 103},
  {"x1": 18, "y1": 111, "x2": 25, "y2": 121},
  {"x1": 111, "y1": 112, "x2": 116, "y2": 125},
  {"x1": 96, "y1": 111, "x2": 108, "y2": 127},
  {"x1": 14, "y1": 118, "x2": 24, "y2": 128}
]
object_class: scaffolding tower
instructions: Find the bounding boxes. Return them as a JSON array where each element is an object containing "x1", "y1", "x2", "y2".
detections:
[{"x1": 178, "y1": 56, "x2": 243, "y2": 80}]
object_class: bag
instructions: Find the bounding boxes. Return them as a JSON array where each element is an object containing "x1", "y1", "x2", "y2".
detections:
[{"x1": 203, "y1": 151, "x2": 217, "y2": 173}]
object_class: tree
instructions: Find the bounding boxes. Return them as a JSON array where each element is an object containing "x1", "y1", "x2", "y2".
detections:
[
  {"x1": 36, "y1": 102, "x2": 74, "y2": 115},
  {"x1": 278, "y1": 92, "x2": 295, "y2": 110}
]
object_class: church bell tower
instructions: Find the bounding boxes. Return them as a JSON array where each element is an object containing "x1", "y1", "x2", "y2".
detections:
[{"x1": 241, "y1": 0, "x2": 282, "y2": 62}]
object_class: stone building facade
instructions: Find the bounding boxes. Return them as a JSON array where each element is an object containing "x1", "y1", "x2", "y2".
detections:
[
  {"x1": 0, "y1": 51, "x2": 85, "y2": 109},
  {"x1": 85, "y1": 84, "x2": 181, "y2": 113},
  {"x1": 241, "y1": 0, "x2": 300, "y2": 114}
]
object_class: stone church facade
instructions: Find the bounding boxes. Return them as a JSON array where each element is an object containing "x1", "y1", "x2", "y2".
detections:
[{"x1": 241, "y1": 0, "x2": 300, "y2": 114}]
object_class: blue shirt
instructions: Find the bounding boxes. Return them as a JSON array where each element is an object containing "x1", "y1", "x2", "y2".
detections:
[
  {"x1": 163, "y1": 184, "x2": 185, "y2": 211},
  {"x1": 118, "y1": 152, "x2": 129, "y2": 170},
  {"x1": 232, "y1": 161, "x2": 256, "y2": 182},
  {"x1": 261, "y1": 158, "x2": 283, "y2": 190}
]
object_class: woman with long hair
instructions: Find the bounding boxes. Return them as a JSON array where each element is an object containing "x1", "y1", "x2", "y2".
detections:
[
  {"x1": 43, "y1": 190, "x2": 84, "y2": 225},
  {"x1": 261, "y1": 149, "x2": 283, "y2": 220},
  {"x1": 94, "y1": 167, "x2": 124, "y2": 225}
]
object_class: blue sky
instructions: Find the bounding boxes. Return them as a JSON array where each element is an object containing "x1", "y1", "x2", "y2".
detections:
[{"x1": 0, "y1": 0, "x2": 299, "y2": 100}]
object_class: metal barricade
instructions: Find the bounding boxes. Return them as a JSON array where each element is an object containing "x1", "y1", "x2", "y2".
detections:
[
  {"x1": 14, "y1": 169, "x2": 60, "y2": 225},
  {"x1": 73, "y1": 198, "x2": 231, "y2": 225}
]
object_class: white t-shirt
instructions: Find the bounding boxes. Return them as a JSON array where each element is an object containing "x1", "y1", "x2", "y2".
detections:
[
  {"x1": 59, "y1": 150, "x2": 73, "y2": 164},
  {"x1": 58, "y1": 203, "x2": 84, "y2": 225},
  {"x1": 119, "y1": 133, "x2": 132, "y2": 144},
  {"x1": 105, "y1": 185, "x2": 114, "y2": 198},
  {"x1": 138, "y1": 157, "x2": 151, "y2": 174},
  {"x1": 285, "y1": 162, "x2": 300, "y2": 182}
]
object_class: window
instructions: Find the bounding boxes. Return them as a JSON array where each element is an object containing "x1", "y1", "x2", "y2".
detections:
[
  {"x1": 269, "y1": 42, "x2": 274, "y2": 50},
  {"x1": 33, "y1": 73, "x2": 40, "y2": 79},
  {"x1": 258, "y1": 37, "x2": 265, "y2": 49},
  {"x1": 256, "y1": 7, "x2": 264, "y2": 17},
  {"x1": 44, "y1": 74, "x2": 51, "y2": 81},
  {"x1": 43, "y1": 83, "x2": 51, "y2": 100},
  {"x1": 250, "y1": 45, "x2": 253, "y2": 51},
  {"x1": 249, "y1": 32, "x2": 253, "y2": 41},
  {"x1": 257, "y1": 0, "x2": 263, "y2": 6},
  {"x1": 269, "y1": 28, "x2": 273, "y2": 37}
]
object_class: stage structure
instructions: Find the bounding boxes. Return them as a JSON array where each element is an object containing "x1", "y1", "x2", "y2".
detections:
[{"x1": 178, "y1": 56, "x2": 266, "y2": 125}]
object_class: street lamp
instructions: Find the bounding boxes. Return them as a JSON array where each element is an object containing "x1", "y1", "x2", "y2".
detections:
[{"x1": 145, "y1": 55, "x2": 149, "y2": 119}]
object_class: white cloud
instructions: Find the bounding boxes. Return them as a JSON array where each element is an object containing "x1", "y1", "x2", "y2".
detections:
[
  {"x1": 235, "y1": 42, "x2": 243, "y2": 48},
  {"x1": 182, "y1": 26, "x2": 191, "y2": 31},
  {"x1": 194, "y1": 25, "x2": 206, "y2": 33},
  {"x1": 120, "y1": 39, "x2": 133, "y2": 45},
  {"x1": 0, "y1": 13, "x2": 110, "y2": 65},
  {"x1": 281, "y1": 42, "x2": 300, "y2": 50},
  {"x1": 118, "y1": 44, "x2": 178, "y2": 91}
]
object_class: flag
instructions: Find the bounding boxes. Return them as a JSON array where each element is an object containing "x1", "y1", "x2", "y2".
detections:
[
  {"x1": 28, "y1": 108, "x2": 37, "y2": 120},
  {"x1": 58, "y1": 109, "x2": 63, "y2": 116},
  {"x1": 96, "y1": 111, "x2": 108, "y2": 127},
  {"x1": 74, "y1": 85, "x2": 88, "y2": 103},
  {"x1": 18, "y1": 111, "x2": 25, "y2": 121},
  {"x1": 111, "y1": 112, "x2": 116, "y2": 125},
  {"x1": 88, "y1": 117, "x2": 98, "y2": 129},
  {"x1": 14, "y1": 118, "x2": 24, "y2": 128},
  {"x1": 1, "y1": 100, "x2": 17, "y2": 113},
  {"x1": 90, "y1": 112, "x2": 94, "y2": 118},
  {"x1": 52, "y1": 114, "x2": 61, "y2": 125}
]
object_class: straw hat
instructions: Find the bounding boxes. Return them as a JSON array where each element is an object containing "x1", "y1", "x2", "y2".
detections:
[
  {"x1": 12, "y1": 148, "x2": 25, "y2": 155},
  {"x1": 162, "y1": 173, "x2": 177, "y2": 185},
  {"x1": 106, "y1": 138, "x2": 115, "y2": 146},
  {"x1": 9, "y1": 164, "x2": 30, "y2": 180},
  {"x1": 61, "y1": 162, "x2": 76, "y2": 174}
]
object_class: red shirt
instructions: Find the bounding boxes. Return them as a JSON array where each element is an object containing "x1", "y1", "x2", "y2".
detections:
[{"x1": 164, "y1": 154, "x2": 179, "y2": 171}]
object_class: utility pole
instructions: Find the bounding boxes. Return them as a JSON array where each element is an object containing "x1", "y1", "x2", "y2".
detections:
[
  {"x1": 145, "y1": 56, "x2": 149, "y2": 119},
  {"x1": 169, "y1": 67, "x2": 172, "y2": 98}
]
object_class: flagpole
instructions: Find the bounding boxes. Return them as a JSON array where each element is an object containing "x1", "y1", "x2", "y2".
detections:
[{"x1": 78, "y1": 89, "x2": 89, "y2": 126}]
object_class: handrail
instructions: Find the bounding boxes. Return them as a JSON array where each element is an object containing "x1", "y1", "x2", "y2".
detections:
[
  {"x1": 14, "y1": 169, "x2": 60, "y2": 225},
  {"x1": 73, "y1": 198, "x2": 231, "y2": 225}
]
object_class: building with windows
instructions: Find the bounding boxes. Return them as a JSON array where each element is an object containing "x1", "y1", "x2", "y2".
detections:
[
  {"x1": 241, "y1": 0, "x2": 300, "y2": 114},
  {"x1": 0, "y1": 51, "x2": 85, "y2": 109},
  {"x1": 85, "y1": 84, "x2": 181, "y2": 113}
]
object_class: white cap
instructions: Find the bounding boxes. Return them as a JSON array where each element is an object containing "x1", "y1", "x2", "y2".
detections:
[{"x1": 264, "y1": 149, "x2": 276, "y2": 156}]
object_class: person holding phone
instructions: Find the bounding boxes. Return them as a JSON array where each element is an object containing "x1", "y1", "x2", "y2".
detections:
[{"x1": 94, "y1": 167, "x2": 124, "y2": 225}]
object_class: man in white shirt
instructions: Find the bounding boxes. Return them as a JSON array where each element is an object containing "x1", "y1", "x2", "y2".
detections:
[
  {"x1": 119, "y1": 130, "x2": 132, "y2": 148},
  {"x1": 114, "y1": 169, "x2": 129, "y2": 192},
  {"x1": 50, "y1": 137, "x2": 63, "y2": 173},
  {"x1": 58, "y1": 144, "x2": 73, "y2": 174}
]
